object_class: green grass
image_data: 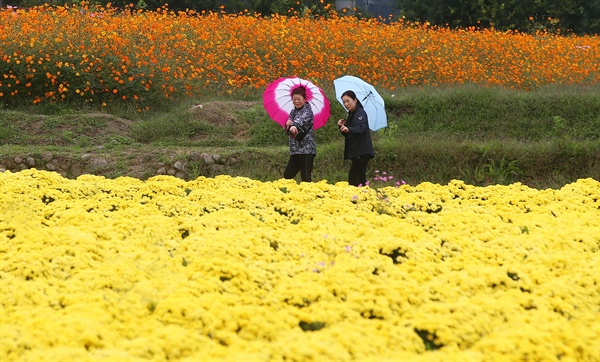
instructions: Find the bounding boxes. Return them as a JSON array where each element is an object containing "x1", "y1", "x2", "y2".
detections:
[
  {"x1": 381, "y1": 84, "x2": 600, "y2": 141},
  {"x1": 1, "y1": 84, "x2": 599, "y2": 189}
]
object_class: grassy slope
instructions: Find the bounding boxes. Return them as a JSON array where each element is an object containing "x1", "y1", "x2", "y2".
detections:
[{"x1": 1, "y1": 84, "x2": 599, "y2": 189}]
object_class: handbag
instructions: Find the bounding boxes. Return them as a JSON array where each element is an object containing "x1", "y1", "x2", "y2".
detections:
[
  {"x1": 286, "y1": 108, "x2": 312, "y2": 142},
  {"x1": 293, "y1": 123, "x2": 308, "y2": 141}
]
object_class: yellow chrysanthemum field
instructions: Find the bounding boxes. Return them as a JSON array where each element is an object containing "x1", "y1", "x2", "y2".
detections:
[{"x1": 1, "y1": 169, "x2": 599, "y2": 361}]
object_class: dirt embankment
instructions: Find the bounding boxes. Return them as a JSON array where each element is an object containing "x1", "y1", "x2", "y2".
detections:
[{"x1": 0, "y1": 101, "x2": 259, "y2": 180}]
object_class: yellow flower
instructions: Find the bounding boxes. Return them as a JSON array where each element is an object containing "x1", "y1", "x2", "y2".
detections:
[{"x1": 1, "y1": 170, "x2": 598, "y2": 361}]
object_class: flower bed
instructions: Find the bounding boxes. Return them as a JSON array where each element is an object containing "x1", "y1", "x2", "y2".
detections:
[
  {"x1": 2, "y1": 5, "x2": 599, "y2": 107},
  {"x1": 1, "y1": 170, "x2": 599, "y2": 361}
]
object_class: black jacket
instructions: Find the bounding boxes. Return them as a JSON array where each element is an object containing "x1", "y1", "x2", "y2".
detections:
[{"x1": 341, "y1": 107, "x2": 374, "y2": 160}]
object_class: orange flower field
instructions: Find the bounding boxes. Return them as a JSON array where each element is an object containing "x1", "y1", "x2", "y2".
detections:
[
  {"x1": 1, "y1": 170, "x2": 599, "y2": 361},
  {"x1": 1, "y1": 4, "x2": 599, "y2": 108}
]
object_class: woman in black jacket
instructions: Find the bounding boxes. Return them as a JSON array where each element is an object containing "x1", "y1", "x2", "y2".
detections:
[{"x1": 337, "y1": 90, "x2": 374, "y2": 187}]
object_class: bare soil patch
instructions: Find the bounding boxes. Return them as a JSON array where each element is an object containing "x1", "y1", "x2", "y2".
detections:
[{"x1": 188, "y1": 101, "x2": 257, "y2": 127}]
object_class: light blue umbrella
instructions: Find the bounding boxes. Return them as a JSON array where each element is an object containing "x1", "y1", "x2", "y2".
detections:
[{"x1": 333, "y1": 75, "x2": 387, "y2": 131}]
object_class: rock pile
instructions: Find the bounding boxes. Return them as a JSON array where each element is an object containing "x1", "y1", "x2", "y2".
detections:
[{"x1": 0, "y1": 151, "x2": 235, "y2": 180}]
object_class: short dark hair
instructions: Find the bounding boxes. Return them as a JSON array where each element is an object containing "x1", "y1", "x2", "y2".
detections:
[{"x1": 291, "y1": 86, "x2": 306, "y2": 99}]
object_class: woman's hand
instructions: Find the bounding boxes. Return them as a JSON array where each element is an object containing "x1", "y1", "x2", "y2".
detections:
[
  {"x1": 289, "y1": 126, "x2": 298, "y2": 136},
  {"x1": 286, "y1": 119, "x2": 293, "y2": 127},
  {"x1": 337, "y1": 119, "x2": 347, "y2": 133},
  {"x1": 338, "y1": 119, "x2": 348, "y2": 133}
]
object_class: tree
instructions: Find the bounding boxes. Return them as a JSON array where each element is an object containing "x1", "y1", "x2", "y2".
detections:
[
  {"x1": 3, "y1": 0, "x2": 332, "y2": 16},
  {"x1": 246, "y1": 0, "x2": 335, "y2": 16},
  {"x1": 395, "y1": 0, "x2": 600, "y2": 34}
]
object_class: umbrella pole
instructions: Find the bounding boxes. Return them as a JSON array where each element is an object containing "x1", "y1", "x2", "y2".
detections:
[{"x1": 362, "y1": 91, "x2": 373, "y2": 102}]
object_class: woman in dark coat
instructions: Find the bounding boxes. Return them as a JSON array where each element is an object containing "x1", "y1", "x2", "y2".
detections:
[{"x1": 337, "y1": 90, "x2": 374, "y2": 187}]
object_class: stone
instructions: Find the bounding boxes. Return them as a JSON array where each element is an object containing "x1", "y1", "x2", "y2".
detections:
[
  {"x1": 173, "y1": 161, "x2": 185, "y2": 171},
  {"x1": 70, "y1": 164, "x2": 83, "y2": 177},
  {"x1": 213, "y1": 154, "x2": 226, "y2": 165},
  {"x1": 41, "y1": 152, "x2": 53, "y2": 162},
  {"x1": 212, "y1": 164, "x2": 226, "y2": 174},
  {"x1": 189, "y1": 152, "x2": 203, "y2": 161},
  {"x1": 90, "y1": 158, "x2": 109, "y2": 170},
  {"x1": 202, "y1": 153, "x2": 214, "y2": 165},
  {"x1": 26, "y1": 157, "x2": 36, "y2": 167}
]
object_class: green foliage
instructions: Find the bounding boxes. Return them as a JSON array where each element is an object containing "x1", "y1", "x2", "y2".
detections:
[
  {"x1": 0, "y1": 123, "x2": 17, "y2": 143},
  {"x1": 247, "y1": 119, "x2": 288, "y2": 147},
  {"x1": 185, "y1": 159, "x2": 206, "y2": 180},
  {"x1": 7, "y1": 0, "x2": 335, "y2": 16},
  {"x1": 2, "y1": 85, "x2": 599, "y2": 189},
  {"x1": 382, "y1": 84, "x2": 600, "y2": 142},
  {"x1": 396, "y1": 0, "x2": 600, "y2": 34},
  {"x1": 131, "y1": 107, "x2": 214, "y2": 143},
  {"x1": 469, "y1": 156, "x2": 523, "y2": 186},
  {"x1": 5, "y1": 0, "x2": 598, "y2": 34},
  {"x1": 246, "y1": 0, "x2": 335, "y2": 16},
  {"x1": 0, "y1": 111, "x2": 26, "y2": 144}
]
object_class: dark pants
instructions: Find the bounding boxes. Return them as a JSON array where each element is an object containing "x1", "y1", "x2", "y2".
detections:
[
  {"x1": 348, "y1": 155, "x2": 371, "y2": 187},
  {"x1": 284, "y1": 154, "x2": 315, "y2": 182}
]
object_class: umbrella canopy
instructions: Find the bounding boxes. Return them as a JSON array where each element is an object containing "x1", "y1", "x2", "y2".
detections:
[
  {"x1": 333, "y1": 75, "x2": 387, "y2": 131},
  {"x1": 263, "y1": 77, "x2": 331, "y2": 130}
]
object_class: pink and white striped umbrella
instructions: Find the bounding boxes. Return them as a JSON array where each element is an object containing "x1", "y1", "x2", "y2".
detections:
[{"x1": 263, "y1": 77, "x2": 331, "y2": 129}]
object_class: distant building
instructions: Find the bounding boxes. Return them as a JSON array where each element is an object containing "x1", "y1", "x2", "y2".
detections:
[{"x1": 335, "y1": 0, "x2": 399, "y2": 18}]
